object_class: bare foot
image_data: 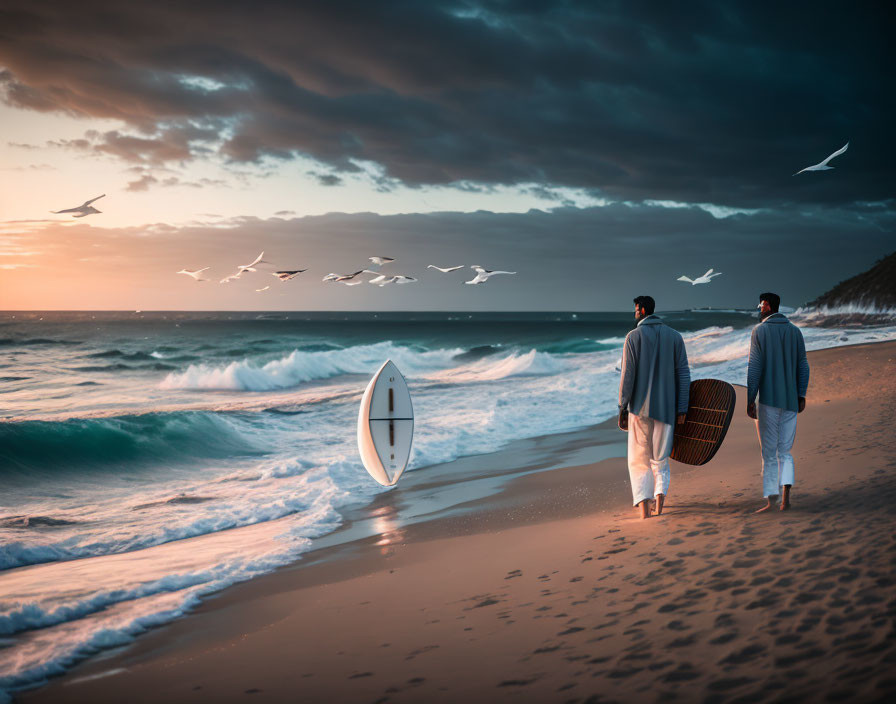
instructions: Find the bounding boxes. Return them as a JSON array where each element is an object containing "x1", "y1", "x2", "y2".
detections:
[
  {"x1": 655, "y1": 493, "x2": 665, "y2": 516},
  {"x1": 637, "y1": 500, "x2": 651, "y2": 520},
  {"x1": 755, "y1": 497, "x2": 777, "y2": 514},
  {"x1": 780, "y1": 485, "x2": 791, "y2": 511}
]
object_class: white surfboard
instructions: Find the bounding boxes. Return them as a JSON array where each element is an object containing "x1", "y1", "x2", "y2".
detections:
[{"x1": 357, "y1": 360, "x2": 414, "y2": 486}]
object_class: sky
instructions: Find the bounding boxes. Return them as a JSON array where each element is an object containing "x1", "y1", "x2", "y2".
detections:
[{"x1": 0, "y1": 0, "x2": 893, "y2": 311}]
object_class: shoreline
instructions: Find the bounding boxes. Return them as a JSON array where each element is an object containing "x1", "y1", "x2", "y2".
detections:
[{"x1": 13, "y1": 341, "x2": 896, "y2": 703}]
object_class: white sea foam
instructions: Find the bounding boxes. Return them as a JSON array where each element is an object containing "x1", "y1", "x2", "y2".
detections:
[
  {"x1": 794, "y1": 302, "x2": 896, "y2": 318},
  {"x1": 0, "y1": 497, "x2": 344, "y2": 697},
  {"x1": 423, "y1": 349, "x2": 564, "y2": 383},
  {"x1": 160, "y1": 341, "x2": 460, "y2": 391}
]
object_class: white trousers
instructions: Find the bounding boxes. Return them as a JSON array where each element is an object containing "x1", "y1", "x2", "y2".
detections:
[
  {"x1": 627, "y1": 415, "x2": 673, "y2": 506},
  {"x1": 756, "y1": 403, "x2": 797, "y2": 498}
]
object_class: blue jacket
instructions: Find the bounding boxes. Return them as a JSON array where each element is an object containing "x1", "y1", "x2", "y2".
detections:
[
  {"x1": 618, "y1": 315, "x2": 690, "y2": 425},
  {"x1": 746, "y1": 313, "x2": 810, "y2": 412}
]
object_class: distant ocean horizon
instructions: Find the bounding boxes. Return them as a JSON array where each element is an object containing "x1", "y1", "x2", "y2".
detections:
[{"x1": 2, "y1": 307, "x2": 895, "y2": 698}]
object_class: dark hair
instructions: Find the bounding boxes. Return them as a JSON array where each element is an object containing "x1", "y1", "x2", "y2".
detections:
[
  {"x1": 759, "y1": 292, "x2": 780, "y2": 312},
  {"x1": 633, "y1": 295, "x2": 655, "y2": 315}
]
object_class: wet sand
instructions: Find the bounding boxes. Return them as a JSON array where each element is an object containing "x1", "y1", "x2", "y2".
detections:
[{"x1": 16, "y1": 342, "x2": 896, "y2": 703}]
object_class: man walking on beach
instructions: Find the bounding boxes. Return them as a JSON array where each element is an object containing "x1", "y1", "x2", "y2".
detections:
[
  {"x1": 618, "y1": 296, "x2": 690, "y2": 519},
  {"x1": 747, "y1": 292, "x2": 810, "y2": 513}
]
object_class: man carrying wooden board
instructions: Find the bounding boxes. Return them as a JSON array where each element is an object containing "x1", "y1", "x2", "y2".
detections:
[
  {"x1": 747, "y1": 292, "x2": 810, "y2": 513},
  {"x1": 618, "y1": 295, "x2": 691, "y2": 519}
]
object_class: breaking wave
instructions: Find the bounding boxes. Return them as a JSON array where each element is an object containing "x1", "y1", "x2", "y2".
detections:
[
  {"x1": 161, "y1": 342, "x2": 460, "y2": 391},
  {"x1": 0, "y1": 412, "x2": 264, "y2": 475}
]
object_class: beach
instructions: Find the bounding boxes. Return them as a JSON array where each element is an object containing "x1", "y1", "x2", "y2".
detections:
[{"x1": 14, "y1": 340, "x2": 895, "y2": 703}]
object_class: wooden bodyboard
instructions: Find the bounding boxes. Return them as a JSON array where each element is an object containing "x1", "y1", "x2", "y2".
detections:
[{"x1": 671, "y1": 378, "x2": 736, "y2": 466}]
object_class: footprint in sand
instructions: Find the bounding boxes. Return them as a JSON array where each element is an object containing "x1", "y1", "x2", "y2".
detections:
[
  {"x1": 664, "y1": 665, "x2": 699, "y2": 682},
  {"x1": 668, "y1": 634, "x2": 698, "y2": 648},
  {"x1": 473, "y1": 597, "x2": 500, "y2": 608},
  {"x1": 667, "y1": 620, "x2": 690, "y2": 631},
  {"x1": 709, "y1": 632, "x2": 738, "y2": 645},
  {"x1": 533, "y1": 644, "x2": 561, "y2": 654},
  {"x1": 497, "y1": 678, "x2": 537, "y2": 687},
  {"x1": 775, "y1": 633, "x2": 801, "y2": 646},
  {"x1": 707, "y1": 676, "x2": 756, "y2": 692},
  {"x1": 607, "y1": 667, "x2": 644, "y2": 679},
  {"x1": 719, "y1": 644, "x2": 765, "y2": 665}
]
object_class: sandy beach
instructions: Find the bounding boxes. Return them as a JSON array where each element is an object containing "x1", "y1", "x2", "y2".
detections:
[{"x1": 15, "y1": 341, "x2": 896, "y2": 704}]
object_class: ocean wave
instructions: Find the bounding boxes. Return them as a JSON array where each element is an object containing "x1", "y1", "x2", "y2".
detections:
[
  {"x1": 792, "y1": 303, "x2": 896, "y2": 328},
  {"x1": 70, "y1": 363, "x2": 135, "y2": 372},
  {"x1": 85, "y1": 350, "x2": 155, "y2": 361},
  {"x1": 0, "y1": 338, "x2": 81, "y2": 347},
  {"x1": 151, "y1": 351, "x2": 198, "y2": 362},
  {"x1": 0, "y1": 489, "x2": 347, "y2": 698},
  {"x1": 452, "y1": 344, "x2": 502, "y2": 362},
  {"x1": 683, "y1": 325, "x2": 735, "y2": 341},
  {"x1": 71, "y1": 361, "x2": 176, "y2": 373},
  {"x1": 0, "y1": 515, "x2": 79, "y2": 528},
  {"x1": 0, "y1": 412, "x2": 264, "y2": 475},
  {"x1": 424, "y1": 349, "x2": 564, "y2": 383},
  {"x1": 160, "y1": 341, "x2": 461, "y2": 391},
  {"x1": 132, "y1": 495, "x2": 216, "y2": 511}
]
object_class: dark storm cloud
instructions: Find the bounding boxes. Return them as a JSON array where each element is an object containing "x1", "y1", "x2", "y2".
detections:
[{"x1": 0, "y1": 1, "x2": 892, "y2": 208}]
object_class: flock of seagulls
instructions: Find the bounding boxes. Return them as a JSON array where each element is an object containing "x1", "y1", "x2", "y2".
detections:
[
  {"x1": 53, "y1": 141, "x2": 849, "y2": 295},
  {"x1": 176, "y1": 255, "x2": 516, "y2": 291}
]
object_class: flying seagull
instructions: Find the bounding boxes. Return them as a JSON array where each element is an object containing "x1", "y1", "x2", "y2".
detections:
[
  {"x1": 237, "y1": 251, "x2": 266, "y2": 273},
  {"x1": 368, "y1": 257, "x2": 395, "y2": 267},
  {"x1": 256, "y1": 285, "x2": 270, "y2": 292},
  {"x1": 367, "y1": 274, "x2": 391, "y2": 286},
  {"x1": 323, "y1": 270, "x2": 365, "y2": 282},
  {"x1": 51, "y1": 194, "x2": 105, "y2": 218},
  {"x1": 370, "y1": 274, "x2": 417, "y2": 285},
  {"x1": 177, "y1": 267, "x2": 210, "y2": 281},
  {"x1": 464, "y1": 265, "x2": 516, "y2": 285},
  {"x1": 219, "y1": 271, "x2": 243, "y2": 284},
  {"x1": 677, "y1": 268, "x2": 722, "y2": 285},
  {"x1": 794, "y1": 142, "x2": 848, "y2": 175},
  {"x1": 427, "y1": 265, "x2": 464, "y2": 273},
  {"x1": 273, "y1": 270, "x2": 307, "y2": 281}
]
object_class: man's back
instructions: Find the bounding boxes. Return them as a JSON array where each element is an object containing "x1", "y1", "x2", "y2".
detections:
[
  {"x1": 747, "y1": 313, "x2": 810, "y2": 412},
  {"x1": 619, "y1": 316, "x2": 690, "y2": 425}
]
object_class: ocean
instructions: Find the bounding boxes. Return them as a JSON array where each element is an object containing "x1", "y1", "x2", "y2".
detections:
[{"x1": 1, "y1": 309, "x2": 895, "y2": 698}]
